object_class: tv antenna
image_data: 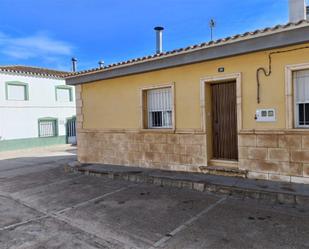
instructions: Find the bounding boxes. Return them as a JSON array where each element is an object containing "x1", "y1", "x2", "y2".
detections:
[{"x1": 209, "y1": 19, "x2": 216, "y2": 41}]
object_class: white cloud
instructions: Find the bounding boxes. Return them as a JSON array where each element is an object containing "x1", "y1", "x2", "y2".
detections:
[{"x1": 0, "y1": 31, "x2": 73, "y2": 60}]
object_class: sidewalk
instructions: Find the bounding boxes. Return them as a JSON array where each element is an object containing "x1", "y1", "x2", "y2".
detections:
[
  {"x1": 0, "y1": 144, "x2": 76, "y2": 160},
  {"x1": 65, "y1": 162, "x2": 309, "y2": 207}
]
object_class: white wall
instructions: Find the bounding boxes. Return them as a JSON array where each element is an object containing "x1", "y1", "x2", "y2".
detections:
[{"x1": 0, "y1": 72, "x2": 76, "y2": 140}]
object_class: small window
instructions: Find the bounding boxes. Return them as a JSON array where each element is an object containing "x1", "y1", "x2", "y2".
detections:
[
  {"x1": 146, "y1": 87, "x2": 172, "y2": 128},
  {"x1": 6, "y1": 82, "x2": 28, "y2": 101},
  {"x1": 294, "y1": 69, "x2": 309, "y2": 128},
  {"x1": 38, "y1": 119, "x2": 57, "y2": 137},
  {"x1": 56, "y1": 86, "x2": 72, "y2": 102}
]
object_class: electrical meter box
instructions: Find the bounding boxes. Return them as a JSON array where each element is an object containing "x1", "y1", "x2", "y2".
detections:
[{"x1": 255, "y1": 109, "x2": 276, "y2": 122}]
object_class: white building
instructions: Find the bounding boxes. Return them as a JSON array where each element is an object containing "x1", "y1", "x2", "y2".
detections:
[{"x1": 0, "y1": 65, "x2": 76, "y2": 151}]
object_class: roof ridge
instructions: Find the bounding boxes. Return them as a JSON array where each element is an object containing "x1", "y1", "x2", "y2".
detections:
[
  {"x1": 0, "y1": 64, "x2": 68, "y2": 73},
  {"x1": 0, "y1": 65, "x2": 69, "y2": 78},
  {"x1": 66, "y1": 19, "x2": 309, "y2": 78}
]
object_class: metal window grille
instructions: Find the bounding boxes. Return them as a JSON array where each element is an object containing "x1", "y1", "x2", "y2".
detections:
[
  {"x1": 147, "y1": 87, "x2": 172, "y2": 128},
  {"x1": 39, "y1": 120, "x2": 56, "y2": 137},
  {"x1": 294, "y1": 69, "x2": 309, "y2": 128}
]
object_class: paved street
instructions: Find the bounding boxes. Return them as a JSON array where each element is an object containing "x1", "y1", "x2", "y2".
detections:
[{"x1": 0, "y1": 146, "x2": 308, "y2": 249}]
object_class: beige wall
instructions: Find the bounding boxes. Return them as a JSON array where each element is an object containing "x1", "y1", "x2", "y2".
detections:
[
  {"x1": 82, "y1": 44, "x2": 309, "y2": 131},
  {"x1": 76, "y1": 43, "x2": 309, "y2": 184}
]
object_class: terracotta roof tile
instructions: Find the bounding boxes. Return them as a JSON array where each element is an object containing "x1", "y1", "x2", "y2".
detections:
[
  {"x1": 63, "y1": 19, "x2": 308, "y2": 78},
  {"x1": 0, "y1": 65, "x2": 69, "y2": 78}
]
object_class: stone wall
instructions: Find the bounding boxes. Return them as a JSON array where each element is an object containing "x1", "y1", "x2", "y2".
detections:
[
  {"x1": 239, "y1": 133, "x2": 309, "y2": 184},
  {"x1": 77, "y1": 131, "x2": 207, "y2": 172},
  {"x1": 76, "y1": 84, "x2": 308, "y2": 183}
]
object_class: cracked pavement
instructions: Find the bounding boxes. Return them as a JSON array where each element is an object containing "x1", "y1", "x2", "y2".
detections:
[{"x1": 0, "y1": 145, "x2": 308, "y2": 249}]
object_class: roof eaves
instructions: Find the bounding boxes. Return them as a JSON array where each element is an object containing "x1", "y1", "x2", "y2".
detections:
[
  {"x1": 65, "y1": 20, "x2": 309, "y2": 83},
  {"x1": 0, "y1": 67, "x2": 67, "y2": 79}
]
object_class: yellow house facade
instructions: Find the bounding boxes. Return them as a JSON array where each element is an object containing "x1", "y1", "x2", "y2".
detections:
[{"x1": 66, "y1": 20, "x2": 309, "y2": 184}]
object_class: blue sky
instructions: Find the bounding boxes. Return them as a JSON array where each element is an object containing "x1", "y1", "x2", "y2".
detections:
[{"x1": 0, "y1": 0, "x2": 306, "y2": 71}]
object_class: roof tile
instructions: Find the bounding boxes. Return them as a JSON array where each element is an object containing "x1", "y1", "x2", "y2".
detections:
[
  {"x1": 0, "y1": 65, "x2": 68, "y2": 78},
  {"x1": 66, "y1": 19, "x2": 309, "y2": 78}
]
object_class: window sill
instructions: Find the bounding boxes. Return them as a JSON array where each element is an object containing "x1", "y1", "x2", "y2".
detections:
[
  {"x1": 140, "y1": 128, "x2": 175, "y2": 133},
  {"x1": 38, "y1": 136, "x2": 58, "y2": 138},
  {"x1": 287, "y1": 128, "x2": 309, "y2": 131},
  {"x1": 239, "y1": 129, "x2": 309, "y2": 135},
  {"x1": 6, "y1": 99, "x2": 28, "y2": 101}
]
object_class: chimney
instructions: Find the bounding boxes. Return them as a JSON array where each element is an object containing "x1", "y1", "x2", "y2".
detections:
[
  {"x1": 154, "y1": 26, "x2": 164, "y2": 54},
  {"x1": 289, "y1": 0, "x2": 306, "y2": 23},
  {"x1": 98, "y1": 60, "x2": 104, "y2": 68},
  {"x1": 71, "y1": 57, "x2": 77, "y2": 72}
]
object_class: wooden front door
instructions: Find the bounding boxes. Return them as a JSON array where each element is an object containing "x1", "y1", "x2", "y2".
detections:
[{"x1": 211, "y1": 81, "x2": 238, "y2": 160}]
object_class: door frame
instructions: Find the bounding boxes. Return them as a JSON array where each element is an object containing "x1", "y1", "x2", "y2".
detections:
[
  {"x1": 66, "y1": 116, "x2": 77, "y2": 145},
  {"x1": 200, "y1": 73, "x2": 242, "y2": 165}
]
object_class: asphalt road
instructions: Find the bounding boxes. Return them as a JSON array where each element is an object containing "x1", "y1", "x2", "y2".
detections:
[{"x1": 0, "y1": 145, "x2": 308, "y2": 249}]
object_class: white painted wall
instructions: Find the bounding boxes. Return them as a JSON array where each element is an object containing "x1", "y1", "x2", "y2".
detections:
[{"x1": 0, "y1": 71, "x2": 76, "y2": 140}]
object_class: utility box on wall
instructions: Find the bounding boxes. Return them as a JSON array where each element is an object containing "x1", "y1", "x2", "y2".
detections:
[{"x1": 255, "y1": 109, "x2": 276, "y2": 122}]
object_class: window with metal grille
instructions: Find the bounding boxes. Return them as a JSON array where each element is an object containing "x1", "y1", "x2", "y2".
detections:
[
  {"x1": 147, "y1": 87, "x2": 172, "y2": 128},
  {"x1": 38, "y1": 119, "x2": 57, "y2": 137},
  {"x1": 294, "y1": 69, "x2": 309, "y2": 128}
]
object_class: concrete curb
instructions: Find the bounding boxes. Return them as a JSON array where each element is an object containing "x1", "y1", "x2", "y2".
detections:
[{"x1": 64, "y1": 162, "x2": 309, "y2": 207}]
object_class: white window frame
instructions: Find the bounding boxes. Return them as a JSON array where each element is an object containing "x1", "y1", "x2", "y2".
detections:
[
  {"x1": 5, "y1": 81, "x2": 29, "y2": 101},
  {"x1": 293, "y1": 69, "x2": 309, "y2": 128},
  {"x1": 147, "y1": 87, "x2": 172, "y2": 129},
  {"x1": 55, "y1": 85, "x2": 73, "y2": 102},
  {"x1": 140, "y1": 83, "x2": 175, "y2": 130},
  {"x1": 285, "y1": 63, "x2": 309, "y2": 129}
]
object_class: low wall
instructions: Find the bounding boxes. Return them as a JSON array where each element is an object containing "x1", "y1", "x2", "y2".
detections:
[
  {"x1": 76, "y1": 85, "x2": 308, "y2": 184},
  {"x1": 77, "y1": 130, "x2": 206, "y2": 172},
  {"x1": 77, "y1": 130, "x2": 309, "y2": 184},
  {"x1": 0, "y1": 136, "x2": 66, "y2": 152},
  {"x1": 239, "y1": 133, "x2": 309, "y2": 184}
]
